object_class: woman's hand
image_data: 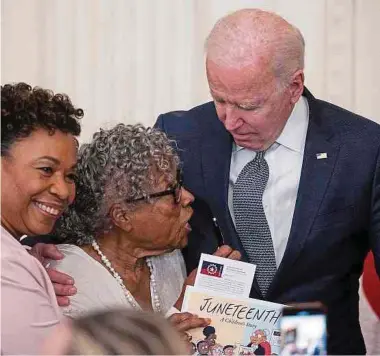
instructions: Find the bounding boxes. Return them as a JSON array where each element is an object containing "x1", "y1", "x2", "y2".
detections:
[
  {"x1": 168, "y1": 312, "x2": 210, "y2": 345},
  {"x1": 45, "y1": 268, "x2": 77, "y2": 306},
  {"x1": 29, "y1": 242, "x2": 63, "y2": 265},
  {"x1": 174, "y1": 245, "x2": 241, "y2": 310},
  {"x1": 29, "y1": 243, "x2": 77, "y2": 306}
]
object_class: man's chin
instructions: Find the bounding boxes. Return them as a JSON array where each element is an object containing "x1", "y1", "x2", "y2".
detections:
[
  {"x1": 236, "y1": 141, "x2": 263, "y2": 151},
  {"x1": 234, "y1": 137, "x2": 269, "y2": 151}
]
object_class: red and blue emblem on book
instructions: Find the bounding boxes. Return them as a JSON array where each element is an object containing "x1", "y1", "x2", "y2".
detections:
[{"x1": 200, "y1": 260, "x2": 224, "y2": 278}]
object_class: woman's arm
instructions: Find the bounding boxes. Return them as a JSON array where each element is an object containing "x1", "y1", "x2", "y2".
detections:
[{"x1": 1, "y1": 254, "x2": 62, "y2": 354}]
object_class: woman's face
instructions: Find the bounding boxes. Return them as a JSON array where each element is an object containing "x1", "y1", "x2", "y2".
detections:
[
  {"x1": 1, "y1": 128, "x2": 78, "y2": 237},
  {"x1": 127, "y1": 170, "x2": 194, "y2": 256}
]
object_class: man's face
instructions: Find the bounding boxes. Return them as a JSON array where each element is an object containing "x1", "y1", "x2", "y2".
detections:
[{"x1": 206, "y1": 59, "x2": 302, "y2": 151}]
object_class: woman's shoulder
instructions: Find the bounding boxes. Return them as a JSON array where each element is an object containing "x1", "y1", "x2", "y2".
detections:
[
  {"x1": 1, "y1": 227, "x2": 59, "y2": 307},
  {"x1": 51, "y1": 244, "x2": 128, "y2": 318},
  {"x1": 56, "y1": 243, "x2": 87, "y2": 256},
  {"x1": 1, "y1": 227, "x2": 50, "y2": 283},
  {"x1": 48, "y1": 244, "x2": 98, "y2": 275}
]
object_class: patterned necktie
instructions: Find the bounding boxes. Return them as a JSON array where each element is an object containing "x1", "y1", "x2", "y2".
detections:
[{"x1": 233, "y1": 151, "x2": 277, "y2": 296}]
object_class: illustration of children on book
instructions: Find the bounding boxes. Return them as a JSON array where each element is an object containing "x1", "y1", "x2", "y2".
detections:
[
  {"x1": 190, "y1": 342, "x2": 197, "y2": 355},
  {"x1": 237, "y1": 346, "x2": 256, "y2": 356},
  {"x1": 223, "y1": 345, "x2": 236, "y2": 355},
  {"x1": 195, "y1": 325, "x2": 224, "y2": 355},
  {"x1": 246, "y1": 329, "x2": 272, "y2": 355},
  {"x1": 203, "y1": 326, "x2": 217, "y2": 346},
  {"x1": 209, "y1": 344, "x2": 224, "y2": 355},
  {"x1": 197, "y1": 340, "x2": 210, "y2": 355}
]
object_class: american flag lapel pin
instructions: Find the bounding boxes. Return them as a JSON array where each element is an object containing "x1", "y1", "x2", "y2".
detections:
[{"x1": 316, "y1": 152, "x2": 328, "y2": 160}]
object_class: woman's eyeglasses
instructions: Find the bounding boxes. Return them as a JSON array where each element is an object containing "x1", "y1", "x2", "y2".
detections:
[{"x1": 125, "y1": 169, "x2": 183, "y2": 204}]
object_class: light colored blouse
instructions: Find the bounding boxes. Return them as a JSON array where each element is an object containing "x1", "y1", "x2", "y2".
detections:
[
  {"x1": 49, "y1": 244, "x2": 186, "y2": 318},
  {"x1": 1, "y1": 226, "x2": 62, "y2": 355}
]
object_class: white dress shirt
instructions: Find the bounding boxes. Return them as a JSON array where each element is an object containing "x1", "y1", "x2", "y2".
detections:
[{"x1": 228, "y1": 96, "x2": 309, "y2": 267}]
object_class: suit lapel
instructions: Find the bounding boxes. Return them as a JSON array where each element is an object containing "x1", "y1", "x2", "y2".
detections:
[
  {"x1": 200, "y1": 117, "x2": 237, "y2": 246},
  {"x1": 200, "y1": 106, "x2": 263, "y2": 297},
  {"x1": 269, "y1": 90, "x2": 341, "y2": 296}
]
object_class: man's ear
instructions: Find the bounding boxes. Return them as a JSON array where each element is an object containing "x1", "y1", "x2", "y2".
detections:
[
  {"x1": 289, "y1": 69, "x2": 304, "y2": 104},
  {"x1": 109, "y1": 204, "x2": 133, "y2": 232}
]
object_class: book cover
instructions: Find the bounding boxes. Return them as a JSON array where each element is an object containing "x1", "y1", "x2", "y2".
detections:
[{"x1": 182, "y1": 286, "x2": 283, "y2": 355}]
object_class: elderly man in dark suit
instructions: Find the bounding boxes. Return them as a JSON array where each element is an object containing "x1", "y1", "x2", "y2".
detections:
[{"x1": 155, "y1": 8, "x2": 380, "y2": 355}]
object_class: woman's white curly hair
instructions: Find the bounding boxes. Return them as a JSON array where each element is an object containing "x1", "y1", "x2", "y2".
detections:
[{"x1": 54, "y1": 123, "x2": 180, "y2": 245}]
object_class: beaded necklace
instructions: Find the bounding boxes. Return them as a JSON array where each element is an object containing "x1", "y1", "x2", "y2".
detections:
[{"x1": 91, "y1": 240, "x2": 161, "y2": 312}]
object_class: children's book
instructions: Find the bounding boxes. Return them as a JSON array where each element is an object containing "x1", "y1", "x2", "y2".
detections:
[{"x1": 182, "y1": 286, "x2": 284, "y2": 355}]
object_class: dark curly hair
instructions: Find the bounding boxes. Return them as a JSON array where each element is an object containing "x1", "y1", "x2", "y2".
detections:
[
  {"x1": 203, "y1": 326, "x2": 216, "y2": 338},
  {"x1": 1, "y1": 82, "x2": 83, "y2": 156}
]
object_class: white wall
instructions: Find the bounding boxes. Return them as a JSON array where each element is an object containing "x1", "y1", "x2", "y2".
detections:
[{"x1": 2, "y1": 0, "x2": 380, "y2": 143}]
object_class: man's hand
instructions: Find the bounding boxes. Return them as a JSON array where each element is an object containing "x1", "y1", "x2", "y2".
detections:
[
  {"x1": 29, "y1": 243, "x2": 77, "y2": 306},
  {"x1": 174, "y1": 245, "x2": 241, "y2": 310}
]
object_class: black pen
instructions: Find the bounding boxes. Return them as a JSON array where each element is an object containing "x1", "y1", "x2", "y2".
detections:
[{"x1": 212, "y1": 217, "x2": 225, "y2": 247}]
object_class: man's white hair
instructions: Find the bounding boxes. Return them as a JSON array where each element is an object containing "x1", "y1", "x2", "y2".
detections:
[{"x1": 205, "y1": 9, "x2": 305, "y2": 85}]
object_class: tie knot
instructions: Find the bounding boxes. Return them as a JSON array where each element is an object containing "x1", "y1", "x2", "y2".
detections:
[{"x1": 255, "y1": 151, "x2": 265, "y2": 161}]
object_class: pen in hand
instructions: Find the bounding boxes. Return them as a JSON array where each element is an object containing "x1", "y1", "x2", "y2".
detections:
[{"x1": 212, "y1": 217, "x2": 225, "y2": 247}]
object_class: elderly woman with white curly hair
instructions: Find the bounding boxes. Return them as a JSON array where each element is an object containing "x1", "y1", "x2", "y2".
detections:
[{"x1": 48, "y1": 123, "x2": 240, "y2": 338}]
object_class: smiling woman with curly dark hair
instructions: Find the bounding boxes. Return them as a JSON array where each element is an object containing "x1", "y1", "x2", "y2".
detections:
[
  {"x1": 1, "y1": 82, "x2": 83, "y2": 354},
  {"x1": 1, "y1": 82, "x2": 83, "y2": 156}
]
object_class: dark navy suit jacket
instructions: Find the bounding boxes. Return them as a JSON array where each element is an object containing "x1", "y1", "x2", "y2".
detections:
[{"x1": 155, "y1": 88, "x2": 380, "y2": 354}]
